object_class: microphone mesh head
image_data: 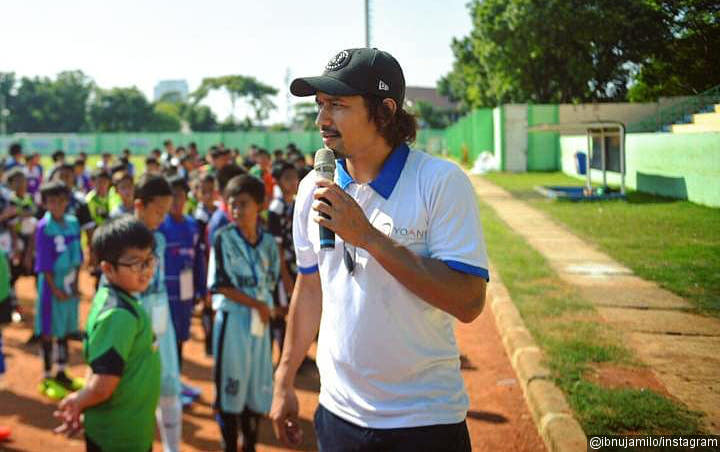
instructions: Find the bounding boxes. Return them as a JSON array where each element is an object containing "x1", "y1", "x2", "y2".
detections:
[{"x1": 314, "y1": 148, "x2": 336, "y2": 179}]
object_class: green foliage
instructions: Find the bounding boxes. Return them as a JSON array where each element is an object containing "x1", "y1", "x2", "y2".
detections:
[
  {"x1": 192, "y1": 75, "x2": 278, "y2": 125},
  {"x1": 88, "y1": 86, "x2": 154, "y2": 132},
  {"x1": 441, "y1": 0, "x2": 717, "y2": 107},
  {"x1": 1, "y1": 70, "x2": 94, "y2": 132},
  {"x1": 183, "y1": 104, "x2": 218, "y2": 132},
  {"x1": 628, "y1": 1, "x2": 720, "y2": 101},
  {"x1": 291, "y1": 102, "x2": 317, "y2": 131},
  {"x1": 409, "y1": 100, "x2": 456, "y2": 129}
]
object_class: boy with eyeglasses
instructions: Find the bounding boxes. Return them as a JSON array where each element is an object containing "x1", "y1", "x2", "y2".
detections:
[
  {"x1": 34, "y1": 181, "x2": 83, "y2": 399},
  {"x1": 208, "y1": 174, "x2": 280, "y2": 452},
  {"x1": 54, "y1": 216, "x2": 161, "y2": 452}
]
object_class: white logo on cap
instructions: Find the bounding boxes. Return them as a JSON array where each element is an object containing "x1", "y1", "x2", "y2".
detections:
[
  {"x1": 326, "y1": 50, "x2": 350, "y2": 71},
  {"x1": 379, "y1": 80, "x2": 390, "y2": 91}
]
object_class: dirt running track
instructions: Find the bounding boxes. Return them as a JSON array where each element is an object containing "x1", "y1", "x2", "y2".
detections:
[{"x1": 0, "y1": 271, "x2": 544, "y2": 451}]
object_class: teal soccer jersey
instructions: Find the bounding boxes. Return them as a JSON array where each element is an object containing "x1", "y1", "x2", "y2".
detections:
[
  {"x1": 207, "y1": 224, "x2": 280, "y2": 413},
  {"x1": 34, "y1": 213, "x2": 82, "y2": 337},
  {"x1": 139, "y1": 230, "x2": 181, "y2": 397},
  {"x1": 84, "y1": 283, "x2": 161, "y2": 452}
]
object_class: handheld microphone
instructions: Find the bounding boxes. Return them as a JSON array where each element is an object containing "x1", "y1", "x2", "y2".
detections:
[{"x1": 314, "y1": 148, "x2": 336, "y2": 249}]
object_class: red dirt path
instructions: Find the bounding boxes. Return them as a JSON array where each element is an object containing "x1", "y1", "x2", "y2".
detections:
[{"x1": 0, "y1": 272, "x2": 544, "y2": 451}]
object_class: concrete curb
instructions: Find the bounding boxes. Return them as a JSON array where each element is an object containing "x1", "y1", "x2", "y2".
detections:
[{"x1": 488, "y1": 268, "x2": 588, "y2": 452}]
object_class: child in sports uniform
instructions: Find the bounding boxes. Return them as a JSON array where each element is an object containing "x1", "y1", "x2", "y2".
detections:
[
  {"x1": 134, "y1": 174, "x2": 182, "y2": 452},
  {"x1": 85, "y1": 169, "x2": 111, "y2": 228},
  {"x1": 34, "y1": 181, "x2": 83, "y2": 399},
  {"x1": 5, "y1": 168, "x2": 37, "y2": 292},
  {"x1": 208, "y1": 174, "x2": 279, "y2": 452},
  {"x1": 109, "y1": 170, "x2": 134, "y2": 219},
  {"x1": 159, "y1": 175, "x2": 206, "y2": 403},
  {"x1": 54, "y1": 216, "x2": 161, "y2": 452},
  {"x1": 192, "y1": 173, "x2": 217, "y2": 356},
  {"x1": 267, "y1": 161, "x2": 299, "y2": 355}
]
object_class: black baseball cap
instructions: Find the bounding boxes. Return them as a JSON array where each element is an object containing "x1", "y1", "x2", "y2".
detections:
[{"x1": 290, "y1": 48, "x2": 406, "y2": 105}]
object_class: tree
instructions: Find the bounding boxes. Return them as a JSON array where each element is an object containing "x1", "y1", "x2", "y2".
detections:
[
  {"x1": 628, "y1": 1, "x2": 720, "y2": 100},
  {"x1": 88, "y1": 87, "x2": 154, "y2": 132},
  {"x1": 291, "y1": 101, "x2": 318, "y2": 131},
  {"x1": 0, "y1": 71, "x2": 93, "y2": 133},
  {"x1": 441, "y1": 0, "x2": 668, "y2": 108},
  {"x1": 183, "y1": 104, "x2": 218, "y2": 132},
  {"x1": 191, "y1": 75, "x2": 278, "y2": 126},
  {"x1": 409, "y1": 100, "x2": 456, "y2": 129},
  {"x1": 52, "y1": 70, "x2": 94, "y2": 132}
]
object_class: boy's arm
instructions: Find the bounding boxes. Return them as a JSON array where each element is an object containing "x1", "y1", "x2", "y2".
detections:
[
  {"x1": 54, "y1": 373, "x2": 120, "y2": 437},
  {"x1": 43, "y1": 271, "x2": 69, "y2": 301},
  {"x1": 213, "y1": 286, "x2": 271, "y2": 322}
]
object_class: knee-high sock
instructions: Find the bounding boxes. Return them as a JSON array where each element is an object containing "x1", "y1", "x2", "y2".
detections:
[
  {"x1": 240, "y1": 409, "x2": 260, "y2": 452},
  {"x1": 156, "y1": 395, "x2": 182, "y2": 452},
  {"x1": 41, "y1": 338, "x2": 53, "y2": 378},
  {"x1": 56, "y1": 337, "x2": 68, "y2": 372},
  {"x1": 217, "y1": 411, "x2": 240, "y2": 452}
]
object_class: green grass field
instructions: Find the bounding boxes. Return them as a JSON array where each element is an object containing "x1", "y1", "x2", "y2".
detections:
[
  {"x1": 482, "y1": 172, "x2": 720, "y2": 316},
  {"x1": 476, "y1": 194, "x2": 704, "y2": 434}
]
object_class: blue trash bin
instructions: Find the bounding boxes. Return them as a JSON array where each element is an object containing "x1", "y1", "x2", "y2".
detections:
[{"x1": 575, "y1": 151, "x2": 587, "y2": 175}]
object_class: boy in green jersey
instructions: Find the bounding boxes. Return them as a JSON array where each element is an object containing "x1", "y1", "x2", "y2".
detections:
[{"x1": 54, "y1": 216, "x2": 161, "y2": 452}]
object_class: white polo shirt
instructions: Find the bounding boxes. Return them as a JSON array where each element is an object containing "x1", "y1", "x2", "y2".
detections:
[{"x1": 293, "y1": 143, "x2": 489, "y2": 429}]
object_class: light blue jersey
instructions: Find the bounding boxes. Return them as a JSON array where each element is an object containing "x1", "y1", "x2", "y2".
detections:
[
  {"x1": 139, "y1": 231, "x2": 181, "y2": 397},
  {"x1": 207, "y1": 224, "x2": 279, "y2": 414}
]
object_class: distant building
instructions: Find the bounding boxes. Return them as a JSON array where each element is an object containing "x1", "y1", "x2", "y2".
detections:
[
  {"x1": 154, "y1": 80, "x2": 189, "y2": 102},
  {"x1": 404, "y1": 86, "x2": 457, "y2": 110}
]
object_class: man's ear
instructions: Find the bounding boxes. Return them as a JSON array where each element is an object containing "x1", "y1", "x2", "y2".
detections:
[{"x1": 382, "y1": 98, "x2": 397, "y2": 116}]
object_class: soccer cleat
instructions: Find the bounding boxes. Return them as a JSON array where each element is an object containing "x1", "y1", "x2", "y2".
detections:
[
  {"x1": 38, "y1": 378, "x2": 69, "y2": 400},
  {"x1": 54, "y1": 371, "x2": 85, "y2": 391}
]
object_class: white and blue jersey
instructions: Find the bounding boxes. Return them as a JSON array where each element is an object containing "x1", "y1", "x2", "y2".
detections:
[
  {"x1": 207, "y1": 224, "x2": 280, "y2": 414},
  {"x1": 139, "y1": 231, "x2": 181, "y2": 397},
  {"x1": 158, "y1": 214, "x2": 207, "y2": 342},
  {"x1": 293, "y1": 144, "x2": 489, "y2": 429}
]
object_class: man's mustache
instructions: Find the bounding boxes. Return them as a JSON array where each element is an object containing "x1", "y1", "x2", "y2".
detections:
[{"x1": 321, "y1": 127, "x2": 341, "y2": 136}]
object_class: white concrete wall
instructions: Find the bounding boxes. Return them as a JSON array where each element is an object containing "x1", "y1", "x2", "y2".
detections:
[
  {"x1": 558, "y1": 96, "x2": 691, "y2": 125},
  {"x1": 493, "y1": 106, "x2": 503, "y2": 169},
  {"x1": 503, "y1": 104, "x2": 528, "y2": 172}
]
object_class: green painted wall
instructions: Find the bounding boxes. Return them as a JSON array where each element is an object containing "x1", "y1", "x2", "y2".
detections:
[
  {"x1": 445, "y1": 108, "x2": 494, "y2": 162},
  {"x1": 560, "y1": 132, "x2": 720, "y2": 207},
  {"x1": 0, "y1": 129, "x2": 445, "y2": 155},
  {"x1": 527, "y1": 104, "x2": 560, "y2": 171}
]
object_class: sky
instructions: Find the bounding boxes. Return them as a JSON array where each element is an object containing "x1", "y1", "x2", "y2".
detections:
[{"x1": 1, "y1": 0, "x2": 472, "y2": 125}]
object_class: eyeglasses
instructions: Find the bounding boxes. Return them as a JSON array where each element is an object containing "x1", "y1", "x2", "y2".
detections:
[
  {"x1": 114, "y1": 255, "x2": 156, "y2": 273},
  {"x1": 343, "y1": 241, "x2": 356, "y2": 275}
]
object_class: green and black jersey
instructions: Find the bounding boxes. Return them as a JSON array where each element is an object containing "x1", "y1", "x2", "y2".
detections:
[{"x1": 83, "y1": 283, "x2": 161, "y2": 451}]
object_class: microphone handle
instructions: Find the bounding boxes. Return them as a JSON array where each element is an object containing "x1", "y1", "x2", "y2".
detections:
[{"x1": 319, "y1": 197, "x2": 335, "y2": 249}]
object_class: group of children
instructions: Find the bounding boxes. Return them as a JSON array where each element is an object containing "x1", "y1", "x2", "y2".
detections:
[{"x1": 0, "y1": 139, "x2": 308, "y2": 451}]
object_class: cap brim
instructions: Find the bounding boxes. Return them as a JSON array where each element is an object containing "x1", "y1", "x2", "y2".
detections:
[{"x1": 290, "y1": 76, "x2": 364, "y2": 97}]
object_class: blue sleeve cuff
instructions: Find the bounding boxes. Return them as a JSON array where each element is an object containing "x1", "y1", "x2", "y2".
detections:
[
  {"x1": 297, "y1": 264, "x2": 319, "y2": 274},
  {"x1": 443, "y1": 260, "x2": 490, "y2": 281}
]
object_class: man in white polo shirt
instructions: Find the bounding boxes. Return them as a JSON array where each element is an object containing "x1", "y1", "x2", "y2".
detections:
[{"x1": 270, "y1": 48, "x2": 488, "y2": 451}]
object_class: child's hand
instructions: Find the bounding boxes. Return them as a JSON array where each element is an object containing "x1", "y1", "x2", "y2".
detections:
[
  {"x1": 54, "y1": 392, "x2": 84, "y2": 437},
  {"x1": 257, "y1": 304, "x2": 271, "y2": 324},
  {"x1": 53, "y1": 288, "x2": 70, "y2": 301}
]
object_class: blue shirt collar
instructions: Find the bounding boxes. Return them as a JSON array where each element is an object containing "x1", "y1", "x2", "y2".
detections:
[{"x1": 336, "y1": 143, "x2": 410, "y2": 199}]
